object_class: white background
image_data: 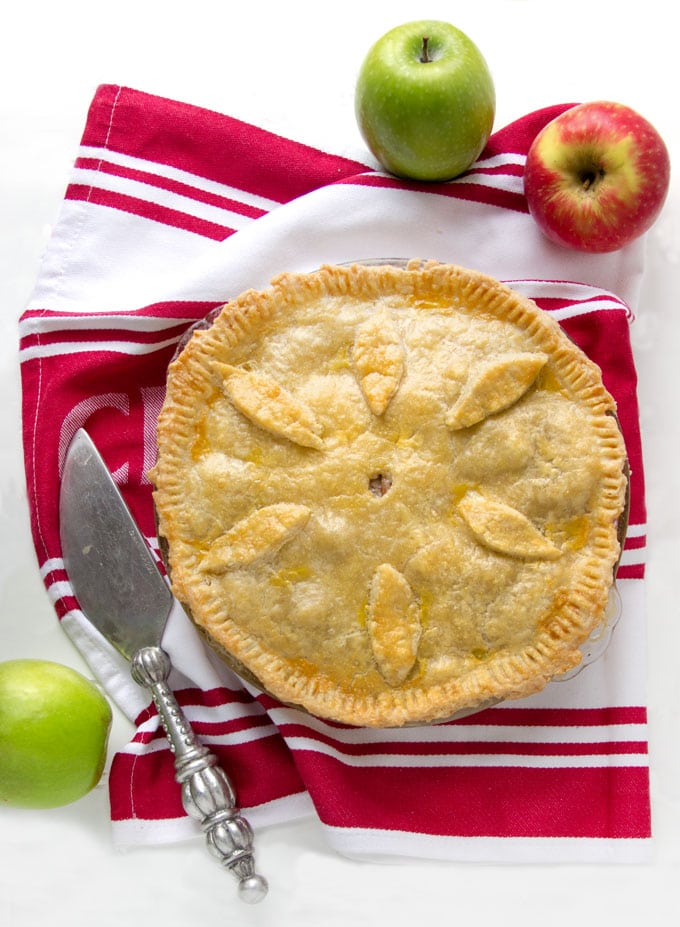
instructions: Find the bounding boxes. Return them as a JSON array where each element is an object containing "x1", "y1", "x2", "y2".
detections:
[{"x1": 1, "y1": 1, "x2": 678, "y2": 924}]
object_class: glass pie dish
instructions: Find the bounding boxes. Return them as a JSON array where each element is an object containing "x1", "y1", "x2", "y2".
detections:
[{"x1": 154, "y1": 259, "x2": 629, "y2": 726}]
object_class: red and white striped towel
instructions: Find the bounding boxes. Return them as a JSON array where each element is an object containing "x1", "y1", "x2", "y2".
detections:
[{"x1": 19, "y1": 85, "x2": 650, "y2": 862}]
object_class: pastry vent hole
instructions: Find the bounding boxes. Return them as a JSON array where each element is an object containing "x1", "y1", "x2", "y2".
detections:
[{"x1": 369, "y1": 473, "x2": 392, "y2": 497}]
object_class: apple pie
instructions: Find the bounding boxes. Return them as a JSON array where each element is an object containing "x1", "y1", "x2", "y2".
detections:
[{"x1": 151, "y1": 261, "x2": 628, "y2": 727}]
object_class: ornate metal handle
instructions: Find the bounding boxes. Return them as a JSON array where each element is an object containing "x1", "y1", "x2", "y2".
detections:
[{"x1": 130, "y1": 646, "x2": 268, "y2": 903}]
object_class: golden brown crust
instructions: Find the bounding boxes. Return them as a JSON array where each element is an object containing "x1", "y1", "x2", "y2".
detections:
[{"x1": 152, "y1": 261, "x2": 627, "y2": 727}]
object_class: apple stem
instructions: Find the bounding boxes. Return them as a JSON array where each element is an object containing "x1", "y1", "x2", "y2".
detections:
[
  {"x1": 420, "y1": 36, "x2": 431, "y2": 63},
  {"x1": 580, "y1": 168, "x2": 603, "y2": 191}
]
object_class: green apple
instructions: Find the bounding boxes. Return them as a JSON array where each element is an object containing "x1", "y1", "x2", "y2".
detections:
[
  {"x1": 0, "y1": 659, "x2": 112, "y2": 809},
  {"x1": 355, "y1": 20, "x2": 495, "y2": 181}
]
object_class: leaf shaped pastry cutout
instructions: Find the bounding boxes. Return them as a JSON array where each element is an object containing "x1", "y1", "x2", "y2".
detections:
[
  {"x1": 457, "y1": 491, "x2": 561, "y2": 560},
  {"x1": 352, "y1": 312, "x2": 405, "y2": 415},
  {"x1": 367, "y1": 563, "x2": 422, "y2": 686},
  {"x1": 446, "y1": 352, "x2": 548, "y2": 429},
  {"x1": 201, "y1": 503, "x2": 311, "y2": 573},
  {"x1": 215, "y1": 363, "x2": 324, "y2": 449}
]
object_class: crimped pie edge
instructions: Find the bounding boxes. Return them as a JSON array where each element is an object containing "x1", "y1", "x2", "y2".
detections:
[{"x1": 152, "y1": 261, "x2": 627, "y2": 727}]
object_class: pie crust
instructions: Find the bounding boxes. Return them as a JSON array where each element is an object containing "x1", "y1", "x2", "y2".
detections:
[{"x1": 151, "y1": 261, "x2": 628, "y2": 727}]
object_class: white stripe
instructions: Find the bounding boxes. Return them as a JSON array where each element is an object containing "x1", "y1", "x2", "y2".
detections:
[
  {"x1": 46, "y1": 541, "x2": 161, "y2": 603},
  {"x1": 510, "y1": 279, "x2": 617, "y2": 300},
  {"x1": 132, "y1": 700, "x2": 271, "y2": 728},
  {"x1": 365, "y1": 167, "x2": 524, "y2": 196},
  {"x1": 121, "y1": 723, "x2": 280, "y2": 754},
  {"x1": 264, "y1": 704, "x2": 645, "y2": 746},
  {"x1": 324, "y1": 827, "x2": 651, "y2": 864},
  {"x1": 282, "y1": 722, "x2": 648, "y2": 746},
  {"x1": 20, "y1": 334, "x2": 182, "y2": 361},
  {"x1": 451, "y1": 170, "x2": 524, "y2": 195},
  {"x1": 20, "y1": 300, "x2": 629, "y2": 362},
  {"x1": 619, "y1": 546, "x2": 647, "y2": 567},
  {"x1": 110, "y1": 792, "x2": 314, "y2": 846},
  {"x1": 19, "y1": 314, "x2": 198, "y2": 337},
  {"x1": 130, "y1": 697, "x2": 646, "y2": 746},
  {"x1": 43, "y1": 548, "x2": 158, "y2": 575},
  {"x1": 45, "y1": 580, "x2": 73, "y2": 604},
  {"x1": 511, "y1": 280, "x2": 633, "y2": 318},
  {"x1": 20, "y1": 276, "x2": 632, "y2": 356},
  {"x1": 550, "y1": 299, "x2": 631, "y2": 321},
  {"x1": 283, "y1": 735, "x2": 647, "y2": 768},
  {"x1": 78, "y1": 144, "x2": 282, "y2": 212},
  {"x1": 267, "y1": 709, "x2": 646, "y2": 747},
  {"x1": 120, "y1": 727, "x2": 647, "y2": 765},
  {"x1": 470, "y1": 152, "x2": 526, "y2": 170},
  {"x1": 72, "y1": 166, "x2": 257, "y2": 233},
  {"x1": 625, "y1": 523, "x2": 647, "y2": 538},
  {"x1": 39, "y1": 557, "x2": 64, "y2": 577}
]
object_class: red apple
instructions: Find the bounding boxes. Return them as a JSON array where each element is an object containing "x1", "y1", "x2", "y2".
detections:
[{"x1": 523, "y1": 101, "x2": 670, "y2": 253}]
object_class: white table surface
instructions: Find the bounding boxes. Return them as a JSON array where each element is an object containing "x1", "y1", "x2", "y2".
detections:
[{"x1": 2, "y1": 2, "x2": 678, "y2": 924}]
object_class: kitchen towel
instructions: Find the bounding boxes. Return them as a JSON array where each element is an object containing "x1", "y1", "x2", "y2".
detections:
[{"x1": 19, "y1": 84, "x2": 650, "y2": 863}]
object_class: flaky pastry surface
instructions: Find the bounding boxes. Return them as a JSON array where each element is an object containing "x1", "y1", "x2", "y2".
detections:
[{"x1": 151, "y1": 262, "x2": 627, "y2": 727}]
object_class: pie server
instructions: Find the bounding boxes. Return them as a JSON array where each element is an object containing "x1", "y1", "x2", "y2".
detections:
[{"x1": 59, "y1": 427, "x2": 268, "y2": 904}]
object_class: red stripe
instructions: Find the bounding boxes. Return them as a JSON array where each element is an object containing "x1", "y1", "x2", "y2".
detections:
[
  {"x1": 340, "y1": 172, "x2": 528, "y2": 213},
  {"x1": 131, "y1": 686, "x2": 270, "y2": 727},
  {"x1": 616, "y1": 564, "x2": 645, "y2": 580},
  {"x1": 109, "y1": 736, "x2": 305, "y2": 821},
  {"x1": 298, "y1": 758, "x2": 651, "y2": 838},
  {"x1": 442, "y1": 181, "x2": 528, "y2": 213},
  {"x1": 75, "y1": 156, "x2": 268, "y2": 220},
  {"x1": 172, "y1": 684, "x2": 272, "y2": 709},
  {"x1": 131, "y1": 713, "x2": 274, "y2": 743},
  {"x1": 558, "y1": 310, "x2": 647, "y2": 532},
  {"x1": 54, "y1": 596, "x2": 78, "y2": 619},
  {"x1": 126, "y1": 689, "x2": 649, "y2": 729},
  {"x1": 470, "y1": 162, "x2": 525, "y2": 176},
  {"x1": 256, "y1": 701, "x2": 647, "y2": 730},
  {"x1": 481, "y1": 103, "x2": 578, "y2": 158},
  {"x1": 536, "y1": 296, "x2": 633, "y2": 319},
  {"x1": 65, "y1": 184, "x2": 235, "y2": 241},
  {"x1": 278, "y1": 724, "x2": 646, "y2": 757},
  {"x1": 109, "y1": 749, "x2": 651, "y2": 839},
  {"x1": 450, "y1": 705, "x2": 647, "y2": 727},
  {"x1": 20, "y1": 301, "x2": 221, "y2": 324},
  {"x1": 82, "y1": 84, "x2": 370, "y2": 205},
  {"x1": 43, "y1": 566, "x2": 67, "y2": 586},
  {"x1": 624, "y1": 534, "x2": 646, "y2": 550},
  {"x1": 21, "y1": 322, "x2": 191, "y2": 350}
]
